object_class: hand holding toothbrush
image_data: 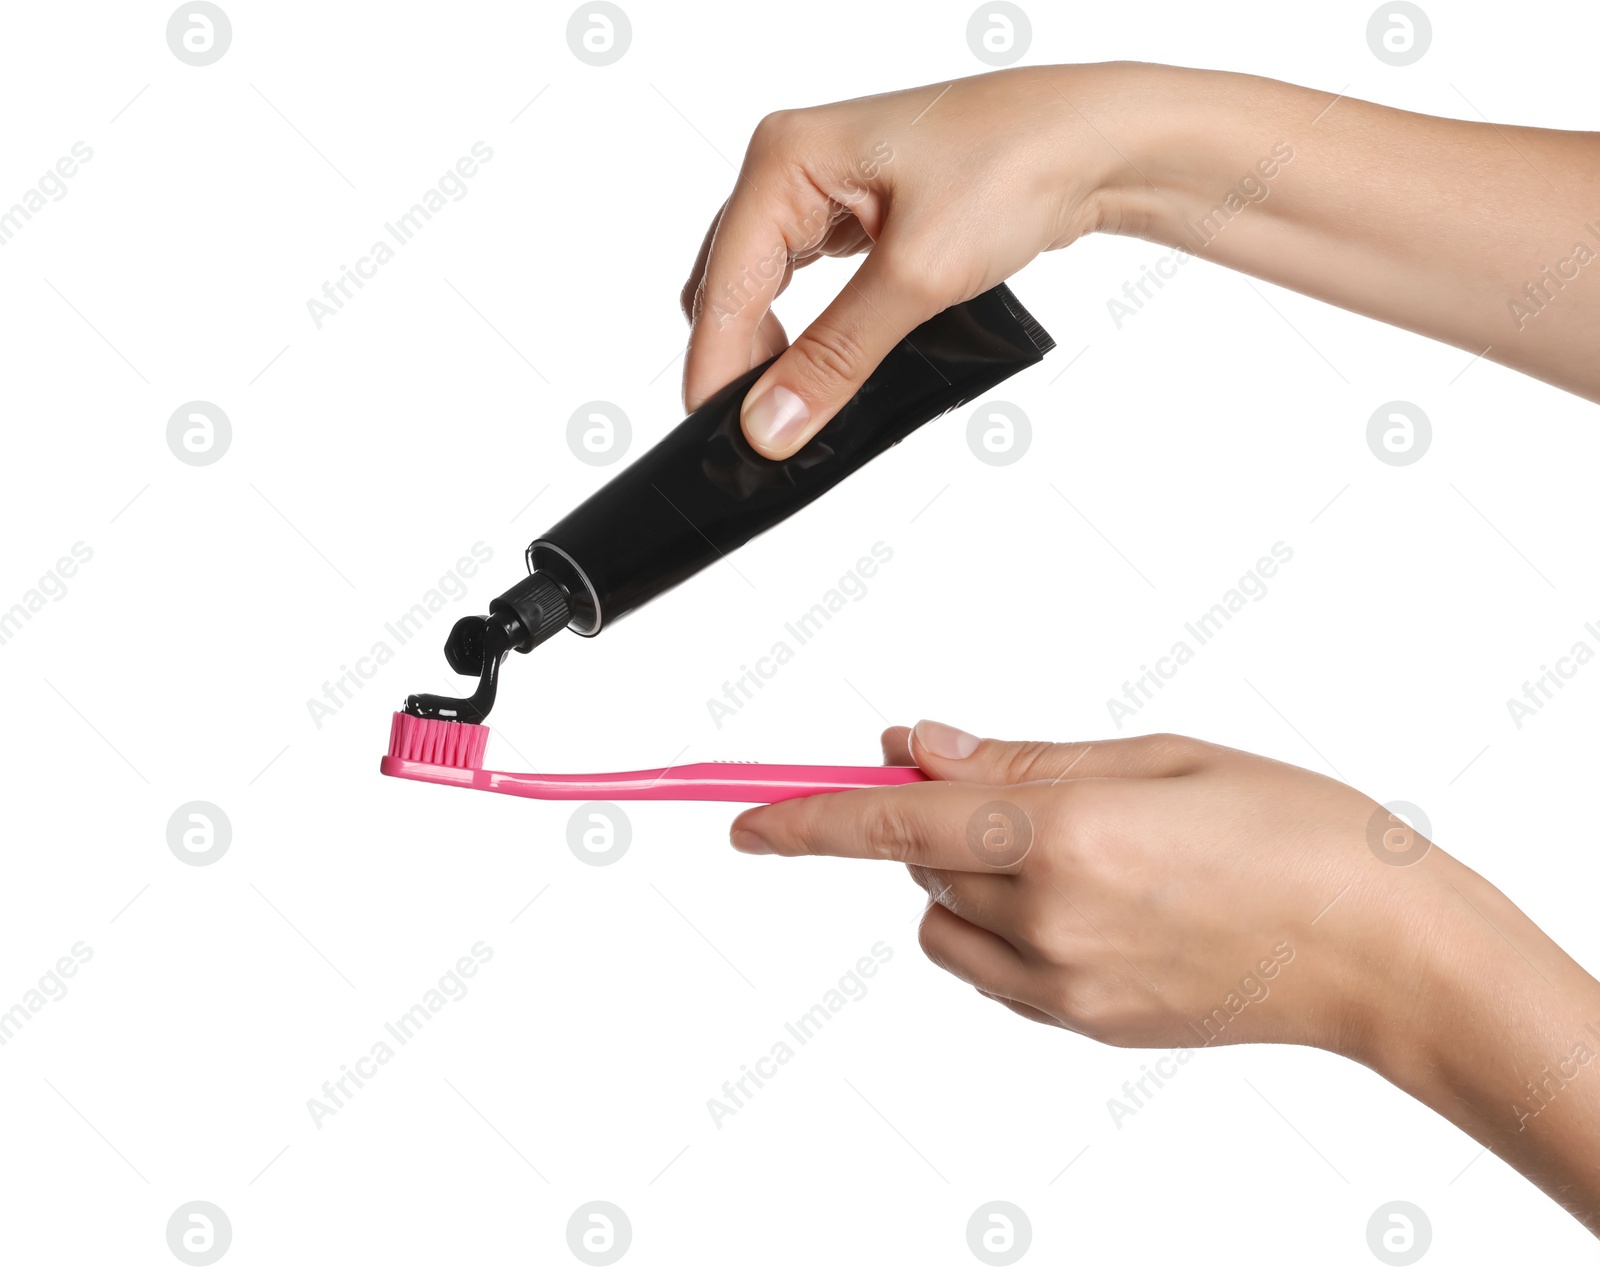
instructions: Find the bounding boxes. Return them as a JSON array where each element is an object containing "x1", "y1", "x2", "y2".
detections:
[{"x1": 729, "y1": 721, "x2": 1600, "y2": 1233}]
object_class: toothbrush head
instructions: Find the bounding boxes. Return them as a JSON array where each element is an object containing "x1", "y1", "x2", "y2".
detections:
[{"x1": 388, "y1": 711, "x2": 489, "y2": 770}]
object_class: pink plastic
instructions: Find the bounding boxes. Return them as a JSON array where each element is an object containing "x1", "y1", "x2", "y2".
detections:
[
  {"x1": 387, "y1": 711, "x2": 491, "y2": 768},
  {"x1": 380, "y1": 712, "x2": 926, "y2": 804}
]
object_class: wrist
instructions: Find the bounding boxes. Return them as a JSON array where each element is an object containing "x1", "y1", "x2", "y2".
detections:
[
  {"x1": 1347, "y1": 855, "x2": 1496, "y2": 1083},
  {"x1": 1351, "y1": 851, "x2": 1600, "y2": 1143},
  {"x1": 1062, "y1": 62, "x2": 1306, "y2": 252}
]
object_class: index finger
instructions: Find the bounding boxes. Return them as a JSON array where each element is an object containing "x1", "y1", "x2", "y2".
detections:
[
  {"x1": 729, "y1": 780, "x2": 1044, "y2": 873},
  {"x1": 683, "y1": 158, "x2": 834, "y2": 412},
  {"x1": 678, "y1": 200, "x2": 726, "y2": 325}
]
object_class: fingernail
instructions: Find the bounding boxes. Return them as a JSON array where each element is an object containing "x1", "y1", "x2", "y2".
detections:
[
  {"x1": 743, "y1": 384, "x2": 809, "y2": 451},
  {"x1": 913, "y1": 719, "x2": 980, "y2": 760},
  {"x1": 730, "y1": 828, "x2": 773, "y2": 855}
]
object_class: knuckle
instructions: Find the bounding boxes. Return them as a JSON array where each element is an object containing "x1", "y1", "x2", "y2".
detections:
[
  {"x1": 1044, "y1": 977, "x2": 1082, "y2": 1025},
  {"x1": 790, "y1": 321, "x2": 869, "y2": 395},
  {"x1": 1072, "y1": 1000, "x2": 1115, "y2": 1041},
  {"x1": 998, "y1": 739, "x2": 1062, "y2": 784},
  {"x1": 679, "y1": 275, "x2": 702, "y2": 323},
  {"x1": 1138, "y1": 731, "x2": 1210, "y2": 772},
  {"x1": 750, "y1": 108, "x2": 798, "y2": 150},
  {"x1": 1047, "y1": 976, "x2": 1114, "y2": 1036},
  {"x1": 747, "y1": 111, "x2": 818, "y2": 181},
  {"x1": 967, "y1": 797, "x2": 1034, "y2": 872},
  {"x1": 1013, "y1": 889, "x2": 1084, "y2": 958},
  {"x1": 782, "y1": 807, "x2": 822, "y2": 858},
  {"x1": 1042, "y1": 785, "x2": 1112, "y2": 867},
  {"x1": 862, "y1": 798, "x2": 915, "y2": 862},
  {"x1": 1012, "y1": 904, "x2": 1059, "y2": 954},
  {"x1": 885, "y1": 239, "x2": 968, "y2": 310}
]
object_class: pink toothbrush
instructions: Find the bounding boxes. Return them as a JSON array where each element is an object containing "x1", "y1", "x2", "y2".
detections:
[{"x1": 380, "y1": 712, "x2": 927, "y2": 804}]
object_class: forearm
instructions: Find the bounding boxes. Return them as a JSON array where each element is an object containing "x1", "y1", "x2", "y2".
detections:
[
  {"x1": 1073, "y1": 63, "x2": 1600, "y2": 400},
  {"x1": 1357, "y1": 852, "x2": 1600, "y2": 1232}
]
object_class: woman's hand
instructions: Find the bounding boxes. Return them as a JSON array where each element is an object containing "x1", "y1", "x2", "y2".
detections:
[
  {"x1": 728, "y1": 721, "x2": 1600, "y2": 1232},
  {"x1": 734, "y1": 723, "x2": 1409, "y2": 1054},
  {"x1": 684, "y1": 65, "x2": 1600, "y2": 457},
  {"x1": 678, "y1": 66, "x2": 1126, "y2": 458}
]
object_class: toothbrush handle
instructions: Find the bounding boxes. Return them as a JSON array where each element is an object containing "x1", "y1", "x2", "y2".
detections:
[
  {"x1": 378, "y1": 759, "x2": 930, "y2": 803},
  {"x1": 482, "y1": 762, "x2": 929, "y2": 803}
]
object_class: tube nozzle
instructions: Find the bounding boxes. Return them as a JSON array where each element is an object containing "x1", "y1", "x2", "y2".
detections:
[{"x1": 402, "y1": 572, "x2": 572, "y2": 723}]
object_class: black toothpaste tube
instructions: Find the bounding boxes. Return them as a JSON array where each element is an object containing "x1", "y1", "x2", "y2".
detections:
[{"x1": 407, "y1": 282, "x2": 1055, "y2": 723}]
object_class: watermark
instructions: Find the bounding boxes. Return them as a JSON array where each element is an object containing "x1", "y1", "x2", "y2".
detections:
[
  {"x1": 1103, "y1": 1048, "x2": 1198, "y2": 1128},
  {"x1": 1512, "y1": 1018, "x2": 1600, "y2": 1132},
  {"x1": 566, "y1": 3, "x2": 631, "y2": 66},
  {"x1": 306, "y1": 942, "x2": 493, "y2": 1128},
  {"x1": 0, "y1": 942, "x2": 93, "y2": 1049},
  {"x1": 566, "y1": 1200, "x2": 631, "y2": 1264},
  {"x1": 1107, "y1": 940, "x2": 1295, "y2": 1128},
  {"x1": 1504, "y1": 621, "x2": 1600, "y2": 729},
  {"x1": 1181, "y1": 144, "x2": 1295, "y2": 253},
  {"x1": 1366, "y1": 3, "x2": 1431, "y2": 66},
  {"x1": 168, "y1": 401, "x2": 232, "y2": 466},
  {"x1": 966, "y1": 3, "x2": 1031, "y2": 67},
  {"x1": 706, "y1": 941, "x2": 893, "y2": 1128},
  {"x1": 167, "y1": 3, "x2": 232, "y2": 66},
  {"x1": 305, "y1": 144, "x2": 495, "y2": 329},
  {"x1": 567, "y1": 401, "x2": 631, "y2": 466},
  {"x1": 966, "y1": 401, "x2": 1031, "y2": 466},
  {"x1": 966, "y1": 1200, "x2": 1031, "y2": 1265},
  {"x1": 1107, "y1": 145, "x2": 1290, "y2": 319},
  {"x1": 0, "y1": 541, "x2": 93, "y2": 649},
  {"x1": 567, "y1": 802, "x2": 631, "y2": 867},
  {"x1": 166, "y1": 1200, "x2": 231, "y2": 1265},
  {"x1": 1507, "y1": 221, "x2": 1600, "y2": 330},
  {"x1": 705, "y1": 542, "x2": 893, "y2": 729},
  {"x1": 306, "y1": 543, "x2": 493, "y2": 729},
  {"x1": 0, "y1": 143, "x2": 93, "y2": 248},
  {"x1": 1191, "y1": 941, "x2": 1295, "y2": 1044},
  {"x1": 966, "y1": 800, "x2": 1033, "y2": 867},
  {"x1": 1366, "y1": 401, "x2": 1430, "y2": 467},
  {"x1": 167, "y1": 801, "x2": 232, "y2": 867},
  {"x1": 1105, "y1": 542, "x2": 1294, "y2": 729},
  {"x1": 1366, "y1": 801, "x2": 1431, "y2": 867},
  {"x1": 1365, "y1": 1200, "x2": 1431, "y2": 1264},
  {"x1": 1105, "y1": 247, "x2": 1195, "y2": 330}
]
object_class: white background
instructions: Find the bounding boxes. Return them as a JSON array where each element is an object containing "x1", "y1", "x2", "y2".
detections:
[{"x1": 1, "y1": 1, "x2": 1596, "y2": 1264}]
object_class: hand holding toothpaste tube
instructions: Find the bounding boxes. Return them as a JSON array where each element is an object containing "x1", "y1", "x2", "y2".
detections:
[{"x1": 684, "y1": 63, "x2": 1600, "y2": 459}]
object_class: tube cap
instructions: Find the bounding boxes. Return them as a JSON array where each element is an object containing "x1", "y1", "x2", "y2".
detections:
[{"x1": 491, "y1": 571, "x2": 571, "y2": 653}]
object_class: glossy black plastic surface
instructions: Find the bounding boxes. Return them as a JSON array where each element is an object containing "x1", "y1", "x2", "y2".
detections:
[{"x1": 528, "y1": 283, "x2": 1054, "y2": 634}]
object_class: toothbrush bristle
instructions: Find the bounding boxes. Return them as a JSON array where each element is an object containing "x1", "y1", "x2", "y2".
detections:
[{"x1": 388, "y1": 711, "x2": 489, "y2": 770}]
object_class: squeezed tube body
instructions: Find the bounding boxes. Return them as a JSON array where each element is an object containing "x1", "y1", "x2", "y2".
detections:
[{"x1": 526, "y1": 283, "x2": 1054, "y2": 636}]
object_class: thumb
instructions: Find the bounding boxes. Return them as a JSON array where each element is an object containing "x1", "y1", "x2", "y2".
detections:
[
  {"x1": 907, "y1": 720, "x2": 1201, "y2": 784},
  {"x1": 908, "y1": 720, "x2": 1080, "y2": 785},
  {"x1": 739, "y1": 242, "x2": 949, "y2": 459}
]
